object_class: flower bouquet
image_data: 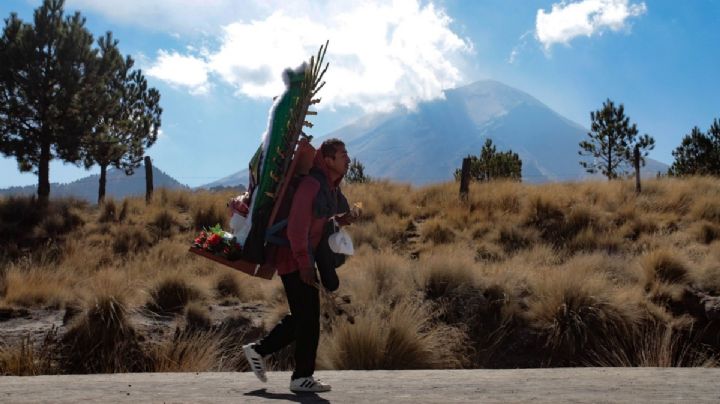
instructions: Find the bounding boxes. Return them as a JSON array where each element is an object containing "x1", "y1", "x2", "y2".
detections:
[
  {"x1": 192, "y1": 224, "x2": 243, "y2": 260},
  {"x1": 188, "y1": 224, "x2": 273, "y2": 278}
]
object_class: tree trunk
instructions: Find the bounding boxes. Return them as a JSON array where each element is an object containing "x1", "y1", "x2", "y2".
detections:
[
  {"x1": 144, "y1": 156, "x2": 153, "y2": 204},
  {"x1": 98, "y1": 164, "x2": 107, "y2": 205},
  {"x1": 607, "y1": 137, "x2": 613, "y2": 180},
  {"x1": 634, "y1": 145, "x2": 641, "y2": 194},
  {"x1": 37, "y1": 141, "x2": 51, "y2": 206},
  {"x1": 459, "y1": 157, "x2": 471, "y2": 201}
]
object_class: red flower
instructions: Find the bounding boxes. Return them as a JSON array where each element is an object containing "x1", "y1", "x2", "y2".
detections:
[{"x1": 207, "y1": 233, "x2": 221, "y2": 246}]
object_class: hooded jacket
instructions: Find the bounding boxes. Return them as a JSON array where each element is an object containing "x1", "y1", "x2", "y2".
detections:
[{"x1": 275, "y1": 151, "x2": 345, "y2": 276}]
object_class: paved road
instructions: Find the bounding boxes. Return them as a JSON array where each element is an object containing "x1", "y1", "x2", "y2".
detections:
[{"x1": 2, "y1": 368, "x2": 719, "y2": 403}]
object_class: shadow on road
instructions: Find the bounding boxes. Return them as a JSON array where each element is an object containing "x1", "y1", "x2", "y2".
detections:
[{"x1": 244, "y1": 388, "x2": 331, "y2": 403}]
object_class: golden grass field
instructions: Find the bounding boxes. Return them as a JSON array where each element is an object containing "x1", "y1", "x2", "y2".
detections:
[{"x1": 2, "y1": 177, "x2": 720, "y2": 375}]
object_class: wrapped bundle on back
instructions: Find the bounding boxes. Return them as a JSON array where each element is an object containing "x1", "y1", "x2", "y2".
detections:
[{"x1": 189, "y1": 42, "x2": 329, "y2": 279}]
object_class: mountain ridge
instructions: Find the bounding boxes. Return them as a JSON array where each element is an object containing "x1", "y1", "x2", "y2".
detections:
[
  {"x1": 0, "y1": 165, "x2": 190, "y2": 203},
  {"x1": 200, "y1": 79, "x2": 667, "y2": 188}
]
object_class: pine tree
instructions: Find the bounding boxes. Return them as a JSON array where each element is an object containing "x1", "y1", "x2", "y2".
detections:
[
  {"x1": 0, "y1": 1, "x2": 161, "y2": 204},
  {"x1": 454, "y1": 139, "x2": 522, "y2": 182},
  {"x1": 578, "y1": 99, "x2": 653, "y2": 180},
  {"x1": 345, "y1": 157, "x2": 370, "y2": 184},
  {"x1": 0, "y1": 0, "x2": 99, "y2": 204},
  {"x1": 81, "y1": 32, "x2": 161, "y2": 204},
  {"x1": 669, "y1": 119, "x2": 720, "y2": 176}
]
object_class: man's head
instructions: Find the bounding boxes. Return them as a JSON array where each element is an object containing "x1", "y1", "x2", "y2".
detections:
[{"x1": 319, "y1": 138, "x2": 350, "y2": 178}]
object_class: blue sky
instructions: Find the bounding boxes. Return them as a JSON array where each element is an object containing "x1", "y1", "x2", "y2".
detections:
[{"x1": 1, "y1": 0, "x2": 719, "y2": 188}]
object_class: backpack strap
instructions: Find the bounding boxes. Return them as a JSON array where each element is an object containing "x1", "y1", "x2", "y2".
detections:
[
  {"x1": 264, "y1": 169, "x2": 348, "y2": 249},
  {"x1": 265, "y1": 219, "x2": 290, "y2": 246}
]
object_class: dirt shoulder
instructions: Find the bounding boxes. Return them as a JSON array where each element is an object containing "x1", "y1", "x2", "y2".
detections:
[{"x1": 2, "y1": 368, "x2": 720, "y2": 403}]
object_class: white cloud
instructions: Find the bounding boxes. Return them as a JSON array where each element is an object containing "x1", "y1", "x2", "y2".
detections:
[
  {"x1": 141, "y1": 0, "x2": 472, "y2": 112},
  {"x1": 536, "y1": 0, "x2": 647, "y2": 50},
  {"x1": 147, "y1": 50, "x2": 210, "y2": 95}
]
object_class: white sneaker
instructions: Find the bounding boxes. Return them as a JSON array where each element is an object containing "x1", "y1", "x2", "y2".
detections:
[
  {"x1": 242, "y1": 343, "x2": 267, "y2": 383},
  {"x1": 290, "y1": 376, "x2": 332, "y2": 393}
]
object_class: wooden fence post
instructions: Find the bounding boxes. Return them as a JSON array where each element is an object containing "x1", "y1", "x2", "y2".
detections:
[
  {"x1": 145, "y1": 156, "x2": 154, "y2": 203},
  {"x1": 459, "y1": 157, "x2": 471, "y2": 201}
]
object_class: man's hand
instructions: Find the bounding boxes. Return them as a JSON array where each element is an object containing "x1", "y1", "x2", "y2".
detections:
[
  {"x1": 335, "y1": 202, "x2": 362, "y2": 227},
  {"x1": 334, "y1": 212, "x2": 355, "y2": 226},
  {"x1": 299, "y1": 267, "x2": 316, "y2": 286}
]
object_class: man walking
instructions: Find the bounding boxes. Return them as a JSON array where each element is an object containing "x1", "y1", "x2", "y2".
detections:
[{"x1": 243, "y1": 138, "x2": 351, "y2": 393}]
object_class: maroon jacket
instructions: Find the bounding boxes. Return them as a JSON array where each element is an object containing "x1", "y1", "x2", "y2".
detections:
[{"x1": 275, "y1": 152, "x2": 344, "y2": 276}]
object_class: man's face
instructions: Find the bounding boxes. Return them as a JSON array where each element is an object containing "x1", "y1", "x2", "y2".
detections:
[{"x1": 325, "y1": 145, "x2": 350, "y2": 177}]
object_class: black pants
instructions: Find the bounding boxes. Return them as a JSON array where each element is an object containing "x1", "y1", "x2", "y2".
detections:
[{"x1": 254, "y1": 270, "x2": 320, "y2": 380}]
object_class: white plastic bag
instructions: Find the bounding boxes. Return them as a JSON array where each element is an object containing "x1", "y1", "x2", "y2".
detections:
[
  {"x1": 328, "y1": 227, "x2": 354, "y2": 256},
  {"x1": 229, "y1": 213, "x2": 249, "y2": 242}
]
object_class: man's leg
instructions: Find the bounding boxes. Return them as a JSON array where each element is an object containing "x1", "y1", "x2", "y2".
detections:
[
  {"x1": 253, "y1": 274, "x2": 299, "y2": 356},
  {"x1": 253, "y1": 314, "x2": 295, "y2": 357},
  {"x1": 281, "y1": 271, "x2": 320, "y2": 380},
  {"x1": 245, "y1": 273, "x2": 297, "y2": 383}
]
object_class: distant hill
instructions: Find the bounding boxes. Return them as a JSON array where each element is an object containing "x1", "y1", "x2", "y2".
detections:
[
  {"x1": 201, "y1": 80, "x2": 668, "y2": 187},
  {"x1": 198, "y1": 168, "x2": 250, "y2": 190},
  {"x1": 0, "y1": 166, "x2": 189, "y2": 203}
]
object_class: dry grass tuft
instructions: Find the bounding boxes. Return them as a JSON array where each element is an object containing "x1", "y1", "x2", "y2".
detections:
[
  {"x1": 641, "y1": 250, "x2": 691, "y2": 286},
  {"x1": 362, "y1": 181, "x2": 414, "y2": 219},
  {"x1": 694, "y1": 251, "x2": 720, "y2": 294},
  {"x1": 215, "y1": 272, "x2": 244, "y2": 300},
  {"x1": 319, "y1": 301, "x2": 465, "y2": 370},
  {"x1": 112, "y1": 224, "x2": 153, "y2": 254},
  {"x1": 35, "y1": 202, "x2": 85, "y2": 241},
  {"x1": 149, "y1": 209, "x2": 178, "y2": 239},
  {"x1": 344, "y1": 251, "x2": 414, "y2": 303},
  {"x1": 588, "y1": 321, "x2": 718, "y2": 367},
  {"x1": 525, "y1": 195, "x2": 564, "y2": 230},
  {"x1": 527, "y1": 269, "x2": 642, "y2": 364},
  {"x1": 421, "y1": 218, "x2": 456, "y2": 245},
  {"x1": 497, "y1": 225, "x2": 533, "y2": 253},
  {"x1": 185, "y1": 302, "x2": 213, "y2": 331},
  {"x1": 694, "y1": 222, "x2": 720, "y2": 245},
  {"x1": 416, "y1": 248, "x2": 477, "y2": 299},
  {"x1": 99, "y1": 200, "x2": 117, "y2": 223},
  {"x1": 192, "y1": 204, "x2": 227, "y2": 231},
  {"x1": 61, "y1": 295, "x2": 148, "y2": 373},
  {"x1": 118, "y1": 199, "x2": 129, "y2": 222},
  {"x1": 691, "y1": 197, "x2": 720, "y2": 223},
  {"x1": 346, "y1": 215, "x2": 408, "y2": 249},
  {"x1": 0, "y1": 197, "x2": 84, "y2": 258},
  {"x1": 566, "y1": 227, "x2": 621, "y2": 254},
  {"x1": 619, "y1": 217, "x2": 658, "y2": 241},
  {"x1": 3, "y1": 266, "x2": 72, "y2": 308},
  {"x1": 0, "y1": 266, "x2": 7, "y2": 298},
  {"x1": 147, "y1": 276, "x2": 204, "y2": 315},
  {"x1": 0, "y1": 330, "x2": 58, "y2": 376},
  {"x1": 150, "y1": 330, "x2": 235, "y2": 372},
  {"x1": 474, "y1": 241, "x2": 504, "y2": 263}
]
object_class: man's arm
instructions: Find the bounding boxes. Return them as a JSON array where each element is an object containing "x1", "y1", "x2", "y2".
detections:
[{"x1": 287, "y1": 177, "x2": 320, "y2": 285}]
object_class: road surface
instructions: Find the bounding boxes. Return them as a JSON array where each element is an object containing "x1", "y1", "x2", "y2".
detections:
[{"x1": 2, "y1": 368, "x2": 719, "y2": 403}]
